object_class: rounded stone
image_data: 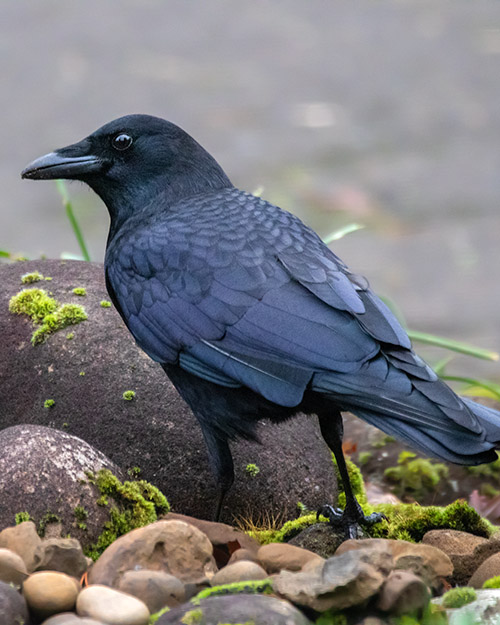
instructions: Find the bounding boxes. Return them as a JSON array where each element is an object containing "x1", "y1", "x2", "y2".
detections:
[
  {"x1": 210, "y1": 560, "x2": 269, "y2": 586},
  {"x1": 257, "y1": 542, "x2": 325, "y2": 573},
  {"x1": 468, "y1": 552, "x2": 500, "y2": 588},
  {"x1": 227, "y1": 548, "x2": 260, "y2": 565},
  {"x1": 0, "y1": 548, "x2": 28, "y2": 586},
  {"x1": 0, "y1": 424, "x2": 123, "y2": 547},
  {"x1": 0, "y1": 580, "x2": 29, "y2": 625},
  {"x1": 0, "y1": 521, "x2": 42, "y2": 572},
  {"x1": 77, "y1": 585, "x2": 150, "y2": 625},
  {"x1": 89, "y1": 520, "x2": 217, "y2": 587},
  {"x1": 0, "y1": 259, "x2": 337, "y2": 524},
  {"x1": 33, "y1": 537, "x2": 88, "y2": 578},
  {"x1": 42, "y1": 614, "x2": 104, "y2": 625},
  {"x1": 118, "y1": 569, "x2": 185, "y2": 612},
  {"x1": 422, "y1": 529, "x2": 488, "y2": 557},
  {"x1": 23, "y1": 570, "x2": 79, "y2": 618}
]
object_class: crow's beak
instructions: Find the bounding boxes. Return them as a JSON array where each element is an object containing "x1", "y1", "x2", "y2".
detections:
[{"x1": 21, "y1": 144, "x2": 104, "y2": 181}]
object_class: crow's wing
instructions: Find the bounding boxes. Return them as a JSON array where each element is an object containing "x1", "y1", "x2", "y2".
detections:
[{"x1": 105, "y1": 189, "x2": 480, "y2": 432}]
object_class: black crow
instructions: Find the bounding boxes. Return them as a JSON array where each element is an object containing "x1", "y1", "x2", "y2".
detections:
[{"x1": 22, "y1": 114, "x2": 500, "y2": 536}]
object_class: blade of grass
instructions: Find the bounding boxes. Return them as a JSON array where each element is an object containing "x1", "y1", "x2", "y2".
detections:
[
  {"x1": 0, "y1": 250, "x2": 11, "y2": 258},
  {"x1": 408, "y1": 330, "x2": 499, "y2": 362},
  {"x1": 442, "y1": 376, "x2": 500, "y2": 401},
  {"x1": 323, "y1": 223, "x2": 364, "y2": 244},
  {"x1": 56, "y1": 180, "x2": 91, "y2": 262}
]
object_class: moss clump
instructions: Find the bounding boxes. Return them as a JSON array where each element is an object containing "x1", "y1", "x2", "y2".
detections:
[
  {"x1": 315, "y1": 612, "x2": 347, "y2": 625},
  {"x1": 74, "y1": 505, "x2": 88, "y2": 530},
  {"x1": 9, "y1": 288, "x2": 87, "y2": 345},
  {"x1": 384, "y1": 451, "x2": 449, "y2": 499},
  {"x1": 180, "y1": 609, "x2": 203, "y2": 625},
  {"x1": 483, "y1": 575, "x2": 500, "y2": 589},
  {"x1": 372, "y1": 434, "x2": 396, "y2": 448},
  {"x1": 66, "y1": 332, "x2": 74, "y2": 340},
  {"x1": 358, "y1": 451, "x2": 373, "y2": 466},
  {"x1": 370, "y1": 499, "x2": 492, "y2": 542},
  {"x1": 72, "y1": 287, "x2": 86, "y2": 296},
  {"x1": 123, "y1": 390, "x2": 136, "y2": 401},
  {"x1": 84, "y1": 469, "x2": 170, "y2": 560},
  {"x1": 193, "y1": 579, "x2": 273, "y2": 603},
  {"x1": 100, "y1": 300, "x2": 112, "y2": 308},
  {"x1": 38, "y1": 513, "x2": 62, "y2": 537},
  {"x1": 441, "y1": 587, "x2": 477, "y2": 608},
  {"x1": 149, "y1": 606, "x2": 170, "y2": 624},
  {"x1": 15, "y1": 511, "x2": 32, "y2": 524},
  {"x1": 44, "y1": 399, "x2": 55, "y2": 408},
  {"x1": 21, "y1": 271, "x2": 44, "y2": 284},
  {"x1": 245, "y1": 463, "x2": 260, "y2": 477}
]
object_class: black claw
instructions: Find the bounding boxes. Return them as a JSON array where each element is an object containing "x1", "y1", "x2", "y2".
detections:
[{"x1": 317, "y1": 503, "x2": 387, "y2": 538}]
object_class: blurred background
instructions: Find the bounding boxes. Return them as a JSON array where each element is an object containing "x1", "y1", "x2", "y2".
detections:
[{"x1": 2, "y1": 0, "x2": 499, "y2": 381}]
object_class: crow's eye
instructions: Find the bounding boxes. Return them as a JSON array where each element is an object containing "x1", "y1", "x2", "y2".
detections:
[{"x1": 112, "y1": 133, "x2": 133, "y2": 151}]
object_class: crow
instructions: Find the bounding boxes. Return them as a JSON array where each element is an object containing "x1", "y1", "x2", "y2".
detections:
[{"x1": 22, "y1": 114, "x2": 500, "y2": 537}]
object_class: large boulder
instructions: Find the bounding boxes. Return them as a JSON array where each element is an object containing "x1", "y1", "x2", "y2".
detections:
[{"x1": 0, "y1": 259, "x2": 337, "y2": 523}]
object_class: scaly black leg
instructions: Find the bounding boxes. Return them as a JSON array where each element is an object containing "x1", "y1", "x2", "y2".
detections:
[
  {"x1": 199, "y1": 425, "x2": 234, "y2": 522},
  {"x1": 317, "y1": 411, "x2": 386, "y2": 538}
]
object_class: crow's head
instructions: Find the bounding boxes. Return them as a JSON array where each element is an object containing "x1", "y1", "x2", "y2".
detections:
[{"x1": 22, "y1": 114, "x2": 232, "y2": 218}]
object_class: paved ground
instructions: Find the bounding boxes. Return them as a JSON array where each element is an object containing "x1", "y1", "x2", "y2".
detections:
[{"x1": 2, "y1": 0, "x2": 499, "y2": 380}]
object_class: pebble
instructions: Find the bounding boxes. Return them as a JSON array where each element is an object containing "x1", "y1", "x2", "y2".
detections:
[
  {"x1": 34, "y1": 537, "x2": 88, "y2": 578},
  {"x1": 77, "y1": 584, "x2": 150, "y2": 625},
  {"x1": 257, "y1": 542, "x2": 324, "y2": 573},
  {"x1": 210, "y1": 560, "x2": 269, "y2": 586},
  {"x1": 0, "y1": 580, "x2": 29, "y2": 625},
  {"x1": 42, "y1": 614, "x2": 104, "y2": 625},
  {"x1": 23, "y1": 570, "x2": 80, "y2": 619},
  {"x1": 0, "y1": 547, "x2": 28, "y2": 586},
  {"x1": 376, "y1": 570, "x2": 430, "y2": 615},
  {"x1": 118, "y1": 569, "x2": 185, "y2": 612},
  {"x1": 468, "y1": 552, "x2": 500, "y2": 588},
  {"x1": 0, "y1": 521, "x2": 42, "y2": 572}
]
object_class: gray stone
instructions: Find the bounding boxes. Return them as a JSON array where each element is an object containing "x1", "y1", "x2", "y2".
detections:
[
  {"x1": 42, "y1": 614, "x2": 103, "y2": 625},
  {"x1": 118, "y1": 569, "x2": 185, "y2": 612},
  {"x1": 77, "y1": 585, "x2": 150, "y2": 625},
  {"x1": 157, "y1": 593, "x2": 313, "y2": 624},
  {"x1": 0, "y1": 548, "x2": 28, "y2": 586},
  {"x1": 0, "y1": 580, "x2": 29, "y2": 625},
  {"x1": 376, "y1": 570, "x2": 430, "y2": 615},
  {"x1": 0, "y1": 259, "x2": 337, "y2": 524},
  {"x1": 0, "y1": 521, "x2": 42, "y2": 572},
  {"x1": 34, "y1": 537, "x2": 88, "y2": 578},
  {"x1": 288, "y1": 522, "x2": 345, "y2": 558},
  {"x1": 0, "y1": 424, "x2": 124, "y2": 548}
]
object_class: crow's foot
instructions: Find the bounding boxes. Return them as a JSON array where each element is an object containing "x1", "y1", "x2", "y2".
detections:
[{"x1": 317, "y1": 504, "x2": 387, "y2": 539}]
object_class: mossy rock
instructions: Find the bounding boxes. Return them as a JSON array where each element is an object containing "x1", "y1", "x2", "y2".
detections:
[{"x1": 0, "y1": 259, "x2": 337, "y2": 525}]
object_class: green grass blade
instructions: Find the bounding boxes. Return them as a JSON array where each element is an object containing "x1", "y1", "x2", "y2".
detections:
[
  {"x1": 56, "y1": 180, "x2": 91, "y2": 262},
  {"x1": 0, "y1": 250, "x2": 11, "y2": 258},
  {"x1": 442, "y1": 376, "x2": 500, "y2": 401},
  {"x1": 323, "y1": 223, "x2": 364, "y2": 244},
  {"x1": 408, "y1": 330, "x2": 499, "y2": 362}
]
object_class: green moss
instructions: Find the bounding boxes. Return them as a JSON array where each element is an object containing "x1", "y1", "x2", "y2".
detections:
[
  {"x1": 358, "y1": 451, "x2": 373, "y2": 466},
  {"x1": 72, "y1": 287, "x2": 86, "y2": 296},
  {"x1": 441, "y1": 587, "x2": 477, "y2": 608},
  {"x1": 84, "y1": 469, "x2": 170, "y2": 560},
  {"x1": 38, "y1": 513, "x2": 62, "y2": 537},
  {"x1": 21, "y1": 271, "x2": 44, "y2": 284},
  {"x1": 384, "y1": 451, "x2": 449, "y2": 499},
  {"x1": 315, "y1": 612, "x2": 347, "y2": 625},
  {"x1": 15, "y1": 512, "x2": 32, "y2": 524},
  {"x1": 9, "y1": 287, "x2": 88, "y2": 345},
  {"x1": 372, "y1": 434, "x2": 396, "y2": 448},
  {"x1": 193, "y1": 579, "x2": 273, "y2": 603},
  {"x1": 181, "y1": 609, "x2": 203, "y2": 625},
  {"x1": 79, "y1": 371, "x2": 85, "y2": 376},
  {"x1": 480, "y1": 483, "x2": 500, "y2": 498},
  {"x1": 100, "y1": 300, "x2": 112, "y2": 308},
  {"x1": 74, "y1": 506, "x2": 88, "y2": 530},
  {"x1": 127, "y1": 466, "x2": 141, "y2": 478},
  {"x1": 369, "y1": 499, "x2": 491, "y2": 542},
  {"x1": 245, "y1": 463, "x2": 260, "y2": 477},
  {"x1": 44, "y1": 399, "x2": 55, "y2": 408},
  {"x1": 248, "y1": 512, "x2": 320, "y2": 544},
  {"x1": 66, "y1": 332, "x2": 74, "y2": 340},
  {"x1": 483, "y1": 575, "x2": 500, "y2": 589},
  {"x1": 123, "y1": 390, "x2": 136, "y2": 401},
  {"x1": 149, "y1": 606, "x2": 170, "y2": 624}
]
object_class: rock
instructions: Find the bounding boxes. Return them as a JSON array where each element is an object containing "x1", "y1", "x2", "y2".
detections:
[
  {"x1": 42, "y1": 614, "x2": 104, "y2": 625},
  {"x1": 433, "y1": 589, "x2": 500, "y2": 625},
  {"x1": 89, "y1": 520, "x2": 217, "y2": 587},
  {"x1": 23, "y1": 570, "x2": 80, "y2": 618},
  {"x1": 227, "y1": 548, "x2": 260, "y2": 565},
  {"x1": 118, "y1": 569, "x2": 185, "y2": 612},
  {"x1": 164, "y1": 512, "x2": 260, "y2": 565},
  {"x1": 422, "y1": 529, "x2": 488, "y2": 556},
  {"x1": 336, "y1": 538, "x2": 452, "y2": 589},
  {"x1": 0, "y1": 424, "x2": 124, "y2": 547},
  {"x1": 0, "y1": 548, "x2": 28, "y2": 586},
  {"x1": 288, "y1": 522, "x2": 345, "y2": 558},
  {"x1": 257, "y1": 542, "x2": 324, "y2": 574},
  {"x1": 157, "y1": 593, "x2": 313, "y2": 625},
  {"x1": 376, "y1": 570, "x2": 430, "y2": 615},
  {"x1": 0, "y1": 521, "x2": 42, "y2": 572},
  {"x1": 469, "y1": 552, "x2": 500, "y2": 588},
  {"x1": 449, "y1": 539, "x2": 500, "y2": 587},
  {"x1": 34, "y1": 537, "x2": 88, "y2": 577},
  {"x1": 210, "y1": 560, "x2": 269, "y2": 586},
  {"x1": 273, "y1": 547, "x2": 390, "y2": 611},
  {"x1": 0, "y1": 580, "x2": 29, "y2": 625},
  {"x1": 0, "y1": 259, "x2": 338, "y2": 524},
  {"x1": 77, "y1": 585, "x2": 150, "y2": 625}
]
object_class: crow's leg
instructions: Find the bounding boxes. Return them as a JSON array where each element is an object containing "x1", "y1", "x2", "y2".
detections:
[
  {"x1": 317, "y1": 411, "x2": 385, "y2": 538},
  {"x1": 199, "y1": 425, "x2": 235, "y2": 521}
]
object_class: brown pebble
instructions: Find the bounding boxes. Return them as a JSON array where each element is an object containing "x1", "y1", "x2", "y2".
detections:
[{"x1": 23, "y1": 570, "x2": 79, "y2": 618}]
